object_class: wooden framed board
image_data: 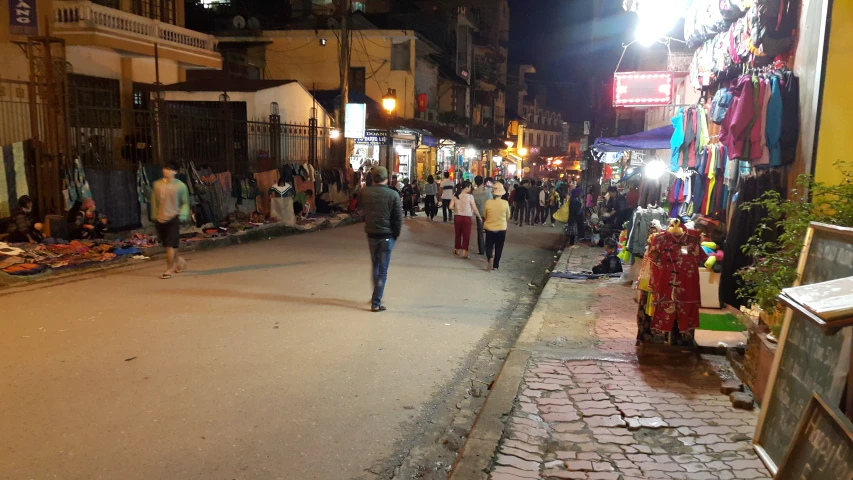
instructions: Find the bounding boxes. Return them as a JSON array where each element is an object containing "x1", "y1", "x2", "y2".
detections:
[
  {"x1": 776, "y1": 393, "x2": 853, "y2": 480},
  {"x1": 754, "y1": 223, "x2": 853, "y2": 475}
]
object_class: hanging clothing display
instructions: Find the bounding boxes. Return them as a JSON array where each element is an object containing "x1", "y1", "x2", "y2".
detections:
[
  {"x1": 1, "y1": 141, "x2": 33, "y2": 217},
  {"x1": 86, "y1": 169, "x2": 141, "y2": 232},
  {"x1": 269, "y1": 183, "x2": 296, "y2": 226},
  {"x1": 646, "y1": 230, "x2": 705, "y2": 340},
  {"x1": 626, "y1": 207, "x2": 669, "y2": 257},
  {"x1": 720, "y1": 168, "x2": 787, "y2": 308},
  {"x1": 253, "y1": 169, "x2": 281, "y2": 216}
]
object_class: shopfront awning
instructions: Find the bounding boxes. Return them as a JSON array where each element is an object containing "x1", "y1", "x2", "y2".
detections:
[
  {"x1": 591, "y1": 125, "x2": 674, "y2": 153},
  {"x1": 506, "y1": 153, "x2": 522, "y2": 164}
]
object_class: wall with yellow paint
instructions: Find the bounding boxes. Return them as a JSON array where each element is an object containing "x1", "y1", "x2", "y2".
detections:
[
  {"x1": 264, "y1": 30, "x2": 417, "y2": 119},
  {"x1": 814, "y1": 0, "x2": 853, "y2": 185}
]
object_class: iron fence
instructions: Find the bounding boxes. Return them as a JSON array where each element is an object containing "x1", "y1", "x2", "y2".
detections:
[
  {"x1": 0, "y1": 79, "x2": 35, "y2": 146},
  {"x1": 69, "y1": 101, "x2": 330, "y2": 174}
]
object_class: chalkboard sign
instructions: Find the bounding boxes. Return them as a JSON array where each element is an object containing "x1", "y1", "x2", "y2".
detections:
[
  {"x1": 754, "y1": 223, "x2": 853, "y2": 474},
  {"x1": 776, "y1": 393, "x2": 853, "y2": 480}
]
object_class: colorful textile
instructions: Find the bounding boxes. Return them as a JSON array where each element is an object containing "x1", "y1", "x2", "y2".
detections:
[
  {"x1": 1, "y1": 142, "x2": 30, "y2": 217},
  {"x1": 648, "y1": 230, "x2": 704, "y2": 333},
  {"x1": 253, "y1": 169, "x2": 280, "y2": 216}
]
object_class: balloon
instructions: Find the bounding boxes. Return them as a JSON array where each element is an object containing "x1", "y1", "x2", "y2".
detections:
[
  {"x1": 704, "y1": 256, "x2": 717, "y2": 270},
  {"x1": 715, "y1": 250, "x2": 724, "y2": 262}
]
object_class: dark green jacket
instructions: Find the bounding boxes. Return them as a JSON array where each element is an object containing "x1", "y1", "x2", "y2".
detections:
[{"x1": 359, "y1": 185, "x2": 403, "y2": 239}]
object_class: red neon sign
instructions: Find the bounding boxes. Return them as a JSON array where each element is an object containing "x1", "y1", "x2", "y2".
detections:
[{"x1": 613, "y1": 71, "x2": 673, "y2": 107}]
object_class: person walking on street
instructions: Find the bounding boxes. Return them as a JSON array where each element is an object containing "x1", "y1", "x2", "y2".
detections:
[
  {"x1": 566, "y1": 188, "x2": 585, "y2": 245},
  {"x1": 472, "y1": 175, "x2": 492, "y2": 255},
  {"x1": 450, "y1": 180, "x2": 481, "y2": 258},
  {"x1": 358, "y1": 167, "x2": 403, "y2": 312},
  {"x1": 423, "y1": 175, "x2": 438, "y2": 221},
  {"x1": 513, "y1": 181, "x2": 528, "y2": 226},
  {"x1": 401, "y1": 179, "x2": 416, "y2": 218},
  {"x1": 527, "y1": 180, "x2": 542, "y2": 225},
  {"x1": 151, "y1": 161, "x2": 190, "y2": 279},
  {"x1": 440, "y1": 172, "x2": 455, "y2": 222},
  {"x1": 483, "y1": 182, "x2": 511, "y2": 271},
  {"x1": 543, "y1": 184, "x2": 560, "y2": 227}
]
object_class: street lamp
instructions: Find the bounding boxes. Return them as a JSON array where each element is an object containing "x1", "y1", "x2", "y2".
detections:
[
  {"x1": 382, "y1": 89, "x2": 397, "y2": 114},
  {"x1": 382, "y1": 89, "x2": 397, "y2": 170}
]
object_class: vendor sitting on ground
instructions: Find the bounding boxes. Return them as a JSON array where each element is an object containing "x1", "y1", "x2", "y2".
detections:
[
  {"x1": 592, "y1": 238, "x2": 623, "y2": 275},
  {"x1": 70, "y1": 198, "x2": 109, "y2": 240},
  {"x1": 7, "y1": 195, "x2": 43, "y2": 244}
]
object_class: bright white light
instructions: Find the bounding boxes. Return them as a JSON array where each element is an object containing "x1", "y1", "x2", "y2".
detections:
[
  {"x1": 492, "y1": 156, "x2": 503, "y2": 164},
  {"x1": 465, "y1": 148, "x2": 479, "y2": 158},
  {"x1": 634, "y1": 0, "x2": 685, "y2": 46},
  {"x1": 330, "y1": 129, "x2": 341, "y2": 139},
  {"x1": 644, "y1": 160, "x2": 667, "y2": 180},
  {"x1": 396, "y1": 146, "x2": 408, "y2": 154}
]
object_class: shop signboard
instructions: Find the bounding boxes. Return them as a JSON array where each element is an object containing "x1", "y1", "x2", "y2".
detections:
[
  {"x1": 344, "y1": 103, "x2": 366, "y2": 139},
  {"x1": 421, "y1": 136, "x2": 437, "y2": 147},
  {"x1": 579, "y1": 137, "x2": 588, "y2": 152},
  {"x1": 394, "y1": 139, "x2": 416, "y2": 150},
  {"x1": 613, "y1": 71, "x2": 673, "y2": 107},
  {"x1": 354, "y1": 129, "x2": 389, "y2": 145},
  {"x1": 583, "y1": 121, "x2": 590, "y2": 135},
  {"x1": 9, "y1": 0, "x2": 38, "y2": 35}
]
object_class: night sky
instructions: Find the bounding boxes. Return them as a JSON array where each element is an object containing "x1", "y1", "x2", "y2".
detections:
[{"x1": 506, "y1": 0, "x2": 637, "y2": 120}]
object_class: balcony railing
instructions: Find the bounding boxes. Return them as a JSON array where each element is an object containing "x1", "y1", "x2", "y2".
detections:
[{"x1": 53, "y1": 0, "x2": 217, "y2": 52}]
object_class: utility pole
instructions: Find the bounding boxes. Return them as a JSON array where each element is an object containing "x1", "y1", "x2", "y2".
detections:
[{"x1": 338, "y1": 0, "x2": 351, "y2": 168}]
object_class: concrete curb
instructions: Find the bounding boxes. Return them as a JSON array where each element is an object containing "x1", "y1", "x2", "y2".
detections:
[
  {"x1": 0, "y1": 217, "x2": 362, "y2": 295},
  {"x1": 448, "y1": 247, "x2": 571, "y2": 480}
]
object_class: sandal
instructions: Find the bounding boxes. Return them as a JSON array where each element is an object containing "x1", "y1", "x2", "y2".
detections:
[{"x1": 160, "y1": 273, "x2": 172, "y2": 279}]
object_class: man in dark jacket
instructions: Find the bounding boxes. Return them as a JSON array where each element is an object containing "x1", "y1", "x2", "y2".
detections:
[
  {"x1": 527, "y1": 180, "x2": 542, "y2": 225},
  {"x1": 359, "y1": 167, "x2": 404, "y2": 312},
  {"x1": 513, "y1": 181, "x2": 529, "y2": 226}
]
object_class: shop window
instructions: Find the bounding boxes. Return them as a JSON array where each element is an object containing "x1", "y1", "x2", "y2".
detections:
[
  {"x1": 391, "y1": 40, "x2": 411, "y2": 71},
  {"x1": 352, "y1": 1, "x2": 366, "y2": 12},
  {"x1": 131, "y1": 0, "x2": 176, "y2": 25},
  {"x1": 349, "y1": 67, "x2": 366, "y2": 94},
  {"x1": 69, "y1": 74, "x2": 121, "y2": 128},
  {"x1": 132, "y1": 82, "x2": 152, "y2": 110},
  {"x1": 536, "y1": 134, "x2": 541, "y2": 145}
]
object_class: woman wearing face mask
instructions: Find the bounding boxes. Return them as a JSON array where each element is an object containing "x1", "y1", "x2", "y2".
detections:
[{"x1": 450, "y1": 180, "x2": 482, "y2": 259}]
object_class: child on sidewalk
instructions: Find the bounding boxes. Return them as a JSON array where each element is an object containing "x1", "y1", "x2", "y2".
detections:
[{"x1": 592, "y1": 238, "x2": 623, "y2": 274}]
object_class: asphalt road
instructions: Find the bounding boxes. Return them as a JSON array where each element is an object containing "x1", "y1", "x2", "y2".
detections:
[{"x1": 0, "y1": 218, "x2": 562, "y2": 480}]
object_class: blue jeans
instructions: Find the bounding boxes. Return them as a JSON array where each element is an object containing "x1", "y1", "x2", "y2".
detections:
[{"x1": 368, "y1": 237, "x2": 395, "y2": 308}]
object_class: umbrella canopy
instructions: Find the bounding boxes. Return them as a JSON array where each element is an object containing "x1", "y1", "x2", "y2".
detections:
[{"x1": 592, "y1": 125, "x2": 674, "y2": 153}]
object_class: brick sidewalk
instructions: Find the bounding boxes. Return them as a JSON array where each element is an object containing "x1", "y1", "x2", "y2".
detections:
[{"x1": 488, "y1": 252, "x2": 771, "y2": 480}]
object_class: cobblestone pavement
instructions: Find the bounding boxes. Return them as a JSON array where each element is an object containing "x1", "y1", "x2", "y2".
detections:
[{"x1": 487, "y1": 247, "x2": 771, "y2": 480}]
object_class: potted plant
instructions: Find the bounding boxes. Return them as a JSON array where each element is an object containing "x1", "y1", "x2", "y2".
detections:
[{"x1": 737, "y1": 161, "x2": 853, "y2": 336}]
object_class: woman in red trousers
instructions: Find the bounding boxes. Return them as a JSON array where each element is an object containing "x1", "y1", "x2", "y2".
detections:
[{"x1": 450, "y1": 180, "x2": 482, "y2": 259}]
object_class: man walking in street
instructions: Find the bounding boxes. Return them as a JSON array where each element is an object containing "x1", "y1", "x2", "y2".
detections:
[
  {"x1": 472, "y1": 175, "x2": 492, "y2": 255},
  {"x1": 151, "y1": 161, "x2": 190, "y2": 279},
  {"x1": 440, "y1": 172, "x2": 455, "y2": 222},
  {"x1": 527, "y1": 180, "x2": 542, "y2": 226},
  {"x1": 359, "y1": 167, "x2": 403, "y2": 312},
  {"x1": 513, "y1": 180, "x2": 528, "y2": 227}
]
